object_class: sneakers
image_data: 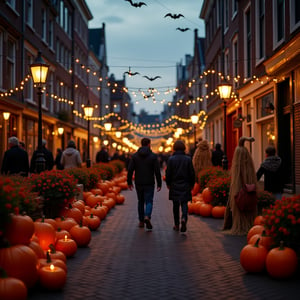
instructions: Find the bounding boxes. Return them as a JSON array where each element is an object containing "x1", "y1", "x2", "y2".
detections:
[
  {"x1": 138, "y1": 221, "x2": 144, "y2": 228},
  {"x1": 180, "y1": 220, "x2": 187, "y2": 232},
  {"x1": 144, "y1": 217, "x2": 152, "y2": 230}
]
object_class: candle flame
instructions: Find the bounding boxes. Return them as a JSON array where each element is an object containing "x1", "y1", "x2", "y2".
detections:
[
  {"x1": 50, "y1": 264, "x2": 55, "y2": 271},
  {"x1": 64, "y1": 235, "x2": 68, "y2": 241}
]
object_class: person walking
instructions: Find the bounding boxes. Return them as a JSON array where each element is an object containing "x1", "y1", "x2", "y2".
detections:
[
  {"x1": 30, "y1": 139, "x2": 54, "y2": 173},
  {"x1": 54, "y1": 148, "x2": 64, "y2": 170},
  {"x1": 165, "y1": 140, "x2": 195, "y2": 232},
  {"x1": 256, "y1": 145, "x2": 284, "y2": 200},
  {"x1": 211, "y1": 143, "x2": 224, "y2": 167},
  {"x1": 1, "y1": 136, "x2": 29, "y2": 177},
  {"x1": 61, "y1": 140, "x2": 82, "y2": 169},
  {"x1": 127, "y1": 137, "x2": 162, "y2": 230},
  {"x1": 192, "y1": 139, "x2": 212, "y2": 181},
  {"x1": 223, "y1": 137, "x2": 257, "y2": 235},
  {"x1": 96, "y1": 146, "x2": 110, "y2": 163}
]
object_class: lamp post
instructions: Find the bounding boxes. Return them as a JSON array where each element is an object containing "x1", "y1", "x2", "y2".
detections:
[
  {"x1": 3, "y1": 112, "x2": 10, "y2": 151},
  {"x1": 218, "y1": 82, "x2": 232, "y2": 170},
  {"x1": 83, "y1": 102, "x2": 94, "y2": 168},
  {"x1": 191, "y1": 110, "x2": 199, "y2": 149},
  {"x1": 30, "y1": 51, "x2": 49, "y2": 173}
]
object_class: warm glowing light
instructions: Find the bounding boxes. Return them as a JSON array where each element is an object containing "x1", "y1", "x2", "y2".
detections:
[
  {"x1": 50, "y1": 264, "x2": 55, "y2": 271},
  {"x1": 3, "y1": 112, "x2": 10, "y2": 120}
]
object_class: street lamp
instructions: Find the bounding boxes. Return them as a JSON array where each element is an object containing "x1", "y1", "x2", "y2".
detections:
[
  {"x1": 30, "y1": 51, "x2": 49, "y2": 173},
  {"x1": 3, "y1": 112, "x2": 10, "y2": 151},
  {"x1": 218, "y1": 82, "x2": 232, "y2": 170},
  {"x1": 191, "y1": 110, "x2": 199, "y2": 149},
  {"x1": 83, "y1": 102, "x2": 94, "y2": 168}
]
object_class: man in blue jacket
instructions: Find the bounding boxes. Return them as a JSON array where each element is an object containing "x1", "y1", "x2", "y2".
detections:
[{"x1": 127, "y1": 138, "x2": 162, "y2": 230}]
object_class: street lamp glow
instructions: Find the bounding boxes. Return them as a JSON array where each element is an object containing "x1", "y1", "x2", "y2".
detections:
[
  {"x1": 30, "y1": 51, "x2": 49, "y2": 85},
  {"x1": 57, "y1": 127, "x2": 64, "y2": 135},
  {"x1": 83, "y1": 104, "x2": 94, "y2": 118},
  {"x1": 218, "y1": 82, "x2": 232, "y2": 99},
  {"x1": 191, "y1": 111, "x2": 199, "y2": 124},
  {"x1": 115, "y1": 131, "x2": 122, "y2": 138},
  {"x1": 104, "y1": 122, "x2": 112, "y2": 131},
  {"x1": 3, "y1": 112, "x2": 10, "y2": 121}
]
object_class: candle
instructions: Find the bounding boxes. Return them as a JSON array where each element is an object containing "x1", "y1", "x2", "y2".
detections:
[
  {"x1": 38, "y1": 264, "x2": 66, "y2": 290},
  {"x1": 55, "y1": 236, "x2": 77, "y2": 257}
]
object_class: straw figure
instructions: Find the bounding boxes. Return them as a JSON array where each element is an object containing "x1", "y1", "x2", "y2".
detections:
[
  {"x1": 223, "y1": 137, "x2": 258, "y2": 235},
  {"x1": 192, "y1": 140, "x2": 212, "y2": 181}
]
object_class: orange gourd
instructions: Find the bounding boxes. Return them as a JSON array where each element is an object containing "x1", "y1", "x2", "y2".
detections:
[{"x1": 34, "y1": 221, "x2": 56, "y2": 251}]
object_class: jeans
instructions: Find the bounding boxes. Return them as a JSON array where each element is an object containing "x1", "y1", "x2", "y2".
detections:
[
  {"x1": 136, "y1": 185, "x2": 155, "y2": 221},
  {"x1": 172, "y1": 201, "x2": 188, "y2": 226}
]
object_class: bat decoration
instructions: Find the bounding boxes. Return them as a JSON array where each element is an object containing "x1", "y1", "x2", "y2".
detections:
[
  {"x1": 164, "y1": 13, "x2": 184, "y2": 19},
  {"x1": 124, "y1": 67, "x2": 140, "y2": 76},
  {"x1": 125, "y1": 0, "x2": 147, "y2": 7},
  {"x1": 143, "y1": 75, "x2": 162, "y2": 81},
  {"x1": 176, "y1": 27, "x2": 190, "y2": 32}
]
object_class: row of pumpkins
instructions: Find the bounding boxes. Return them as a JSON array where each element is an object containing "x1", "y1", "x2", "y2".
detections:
[
  {"x1": 188, "y1": 186, "x2": 225, "y2": 218},
  {"x1": 0, "y1": 172, "x2": 128, "y2": 300},
  {"x1": 190, "y1": 184, "x2": 299, "y2": 279},
  {"x1": 240, "y1": 216, "x2": 298, "y2": 279}
]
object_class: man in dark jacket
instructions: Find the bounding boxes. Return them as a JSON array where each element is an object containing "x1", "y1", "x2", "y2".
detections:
[
  {"x1": 211, "y1": 143, "x2": 224, "y2": 167},
  {"x1": 127, "y1": 138, "x2": 162, "y2": 230},
  {"x1": 30, "y1": 139, "x2": 54, "y2": 173},
  {"x1": 1, "y1": 136, "x2": 29, "y2": 176},
  {"x1": 256, "y1": 146, "x2": 284, "y2": 199},
  {"x1": 96, "y1": 146, "x2": 110, "y2": 163}
]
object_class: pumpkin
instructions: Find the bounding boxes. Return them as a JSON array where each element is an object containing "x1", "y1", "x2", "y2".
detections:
[
  {"x1": 198, "y1": 203, "x2": 213, "y2": 217},
  {"x1": 28, "y1": 240, "x2": 45, "y2": 259},
  {"x1": 90, "y1": 188, "x2": 103, "y2": 195},
  {"x1": 38, "y1": 252, "x2": 67, "y2": 272},
  {"x1": 87, "y1": 214, "x2": 101, "y2": 231},
  {"x1": 48, "y1": 244, "x2": 67, "y2": 263},
  {"x1": 0, "y1": 245, "x2": 39, "y2": 288},
  {"x1": 211, "y1": 205, "x2": 226, "y2": 218},
  {"x1": 4, "y1": 214, "x2": 35, "y2": 245},
  {"x1": 56, "y1": 228, "x2": 71, "y2": 241},
  {"x1": 97, "y1": 182, "x2": 109, "y2": 194},
  {"x1": 60, "y1": 204, "x2": 83, "y2": 224},
  {"x1": 83, "y1": 191, "x2": 93, "y2": 201},
  {"x1": 0, "y1": 269, "x2": 27, "y2": 300},
  {"x1": 69, "y1": 223, "x2": 91, "y2": 247},
  {"x1": 253, "y1": 215, "x2": 265, "y2": 225},
  {"x1": 38, "y1": 264, "x2": 66, "y2": 290},
  {"x1": 194, "y1": 202, "x2": 203, "y2": 215},
  {"x1": 202, "y1": 187, "x2": 213, "y2": 204},
  {"x1": 191, "y1": 182, "x2": 200, "y2": 196},
  {"x1": 85, "y1": 194, "x2": 105, "y2": 208},
  {"x1": 55, "y1": 217, "x2": 77, "y2": 231},
  {"x1": 248, "y1": 230, "x2": 274, "y2": 250},
  {"x1": 188, "y1": 202, "x2": 197, "y2": 214},
  {"x1": 240, "y1": 238, "x2": 268, "y2": 273},
  {"x1": 266, "y1": 241, "x2": 298, "y2": 279},
  {"x1": 246, "y1": 224, "x2": 265, "y2": 243},
  {"x1": 115, "y1": 194, "x2": 125, "y2": 204},
  {"x1": 35, "y1": 217, "x2": 58, "y2": 230},
  {"x1": 71, "y1": 200, "x2": 85, "y2": 214},
  {"x1": 34, "y1": 221, "x2": 56, "y2": 250},
  {"x1": 55, "y1": 237, "x2": 77, "y2": 257}
]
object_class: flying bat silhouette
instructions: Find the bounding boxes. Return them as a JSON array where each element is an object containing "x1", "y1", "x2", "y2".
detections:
[
  {"x1": 125, "y1": 0, "x2": 147, "y2": 7},
  {"x1": 124, "y1": 71, "x2": 140, "y2": 76},
  {"x1": 164, "y1": 13, "x2": 184, "y2": 19},
  {"x1": 176, "y1": 27, "x2": 190, "y2": 32},
  {"x1": 143, "y1": 76, "x2": 162, "y2": 81}
]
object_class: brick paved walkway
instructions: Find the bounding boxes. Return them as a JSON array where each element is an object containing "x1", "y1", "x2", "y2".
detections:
[{"x1": 29, "y1": 183, "x2": 300, "y2": 300}]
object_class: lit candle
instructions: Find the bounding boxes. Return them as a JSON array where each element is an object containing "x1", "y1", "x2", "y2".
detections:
[
  {"x1": 55, "y1": 236, "x2": 77, "y2": 257},
  {"x1": 38, "y1": 264, "x2": 67, "y2": 290}
]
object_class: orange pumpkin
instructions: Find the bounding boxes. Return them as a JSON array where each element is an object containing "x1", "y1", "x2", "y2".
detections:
[
  {"x1": 248, "y1": 230, "x2": 274, "y2": 250},
  {"x1": 90, "y1": 204, "x2": 107, "y2": 220},
  {"x1": 211, "y1": 205, "x2": 226, "y2": 218},
  {"x1": 60, "y1": 204, "x2": 83, "y2": 224},
  {"x1": 85, "y1": 194, "x2": 105, "y2": 208},
  {"x1": 246, "y1": 225, "x2": 265, "y2": 243},
  {"x1": 0, "y1": 245, "x2": 39, "y2": 288},
  {"x1": 87, "y1": 214, "x2": 101, "y2": 231},
  {"x1": 69, "y1": 223, "x2": 91, "y2": 247},
  {"x1": 253, "y1": 215, "x2": 265, "y2": 225},
  {"x1": 4, "y1": 214, "x2": 35, "y2": 245},
  {"x1": 56, "y1": 228, "x2": 71, "y2": 241},
  {"x1": 71, "y1": 200, "x2": 85, "y2": 214},
  {"x1": 0, "y1": 274, "x2": 27, "y2": 300},
  {"x1": 202, "y1": 187, "x2": 213, "y2": 204},
  {"x1": 266, "y1": 242, "x2": 298, "y2": 279},
  {"x1": 240, "y1": 238, "x2": 268, "y2": 273},
  {"x1": 48, "y1": 244, "x2": 67, "y2": 263},
  {"x1": 35, "y1": 217, "x2": 57, "y2": 230},
  {"x1": 198, "y1": 203, "x2": 213, "y2": 217},
  {"x1": 55, "y1": 237, "x2": 77, "y2": 257},
  {"x1": 55, "y1": 217, "x2": 77, "y2": 231},
  {"x1": 28, "y1": 240, "x2": 45, "y2": 259},
  {"x1": 38, "y1": 252, "x2": 67, "y2": 272},
  {"x1": 96, "y1": 182, "x2": 109, "y2": 194},
  {"x1": 116, "y1": 194, "x2": 125, "y2": 204},
  {"x1": 38, "y1": 265, "x2": 66, "y2": 290},
  {"x1": 34, "y1": 221, "x2": 56, "y2": 251},
  {"x1": 191, "y1": 182, "x2": 200, "y2": 196}
]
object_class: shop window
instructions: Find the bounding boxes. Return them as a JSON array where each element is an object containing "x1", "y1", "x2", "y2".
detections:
[
  {"x1": 256, "y1": 91, "x2": 274, "y2": 119},
  {"x1": 261, "y1": 120, "x2": 275, "y2": 160}
]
